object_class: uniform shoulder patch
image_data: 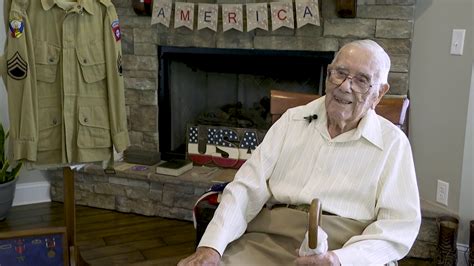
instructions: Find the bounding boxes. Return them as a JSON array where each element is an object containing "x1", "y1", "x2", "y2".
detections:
[
  {"x1": 9, "y1": 17, "x2": 24, "y2": 38},
  {"x1": 7, "y1": 52, "x2": 27, "y2": 80},
  {"x1": 111, "y1": 19, "x2": 121, "y2": 42}
]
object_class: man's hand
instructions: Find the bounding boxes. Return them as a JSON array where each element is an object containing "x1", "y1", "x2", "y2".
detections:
[
  {"x1": 295, "y1": 251, "x2": 341, "y2": 266},
  {"x1": 178, "y1": 247, "x2": 221, "y2": 266}
]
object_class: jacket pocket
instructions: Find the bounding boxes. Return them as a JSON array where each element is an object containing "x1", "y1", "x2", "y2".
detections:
[
  {"x1": 34, "y1": 41, "x2": 60, "y2": 83},
  {"x1": 38, "y1": 107, "x2": 62, "y2": 151},
  {"x1": 76, "y1": 43, "x2": 106, "y2": 83},
  {"x1": 77, "y1": 106, "x2": 111, "y2": 148}
]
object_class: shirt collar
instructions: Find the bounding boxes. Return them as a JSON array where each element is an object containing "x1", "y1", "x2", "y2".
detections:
[
  {"x1": 356, "y1": 108, "x2": 384, "y2": 150},
  {"x1": 41, "y1": 0, "x2": 95, "y2": 15},
  {"x1": 313, "y1": 96, "x2": 384, "y2": 150}
]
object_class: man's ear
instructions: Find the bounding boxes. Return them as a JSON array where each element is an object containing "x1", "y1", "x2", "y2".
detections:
[{"x1": 372, "y1": 84, "x2": 390, "y2": 109}]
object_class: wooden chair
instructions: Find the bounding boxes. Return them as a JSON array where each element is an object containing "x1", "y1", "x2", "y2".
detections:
[
  {"x1": 194, "y1": 89, "x2": 411, "y2": 247},
  {"x1": 270, "y1": 90, "x2": 410, "y2": 134}
]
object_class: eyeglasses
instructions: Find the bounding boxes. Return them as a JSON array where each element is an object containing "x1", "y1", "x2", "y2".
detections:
[{"x1": 327, "y1": 68, "x2": 376, "y2": 94}]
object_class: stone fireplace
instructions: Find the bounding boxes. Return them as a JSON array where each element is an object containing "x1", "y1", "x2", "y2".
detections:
[{"x1": 116, "y1": 0, "x2": 414, "y2": 153}]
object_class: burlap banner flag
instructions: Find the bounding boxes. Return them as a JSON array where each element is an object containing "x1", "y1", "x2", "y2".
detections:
[
  {"x1": 295, "y1": 0, "x2": 320, "y2": 28},
  {"x1": 270, "y1": 1, "x2": 294, "y2": 30},
  {"x1": 197, "y1": 4, "x2": 218, "y2": 31},
  {"x1": 174, "y1": 2, "x2": 194, "y2": 30},
  {"x1": 152, "y1": 0, "x2": 320, "y2": 31},
  {"x1": 246, "y1": 3, "x2": 269, "y2": 31},
  {"x1": 151, "y1": 0, "x2": 172, "y2": 26},
  {"x1": 222, "y1": 4, "x2": 244, "y2": 32}
]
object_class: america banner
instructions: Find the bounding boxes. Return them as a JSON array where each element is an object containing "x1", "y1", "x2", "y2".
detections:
[{"x1": 151, "y1": 0, "x2": 320, "y2": 32}]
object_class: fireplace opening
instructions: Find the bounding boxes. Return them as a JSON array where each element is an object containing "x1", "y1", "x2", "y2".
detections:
[{"x1": 158, "y1": 46, "x2": 334, "y2": 160}]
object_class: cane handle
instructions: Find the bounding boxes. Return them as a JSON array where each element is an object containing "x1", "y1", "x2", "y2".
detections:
[{"x1": 308, "y1": 198, "x2": 322, "y2": 249}]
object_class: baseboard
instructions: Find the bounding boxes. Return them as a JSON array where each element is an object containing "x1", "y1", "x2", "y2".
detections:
[
  {"x1": 457, "y1": 243, "x2": 470, "y2": 266},
  {"x1": 12, "y1": 181, "x2": 51, "y2": 206}
]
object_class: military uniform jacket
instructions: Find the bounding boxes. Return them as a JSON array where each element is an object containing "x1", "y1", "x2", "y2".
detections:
[{"x1": 4, "y1": 0, "x2": 129, "y2": 165}]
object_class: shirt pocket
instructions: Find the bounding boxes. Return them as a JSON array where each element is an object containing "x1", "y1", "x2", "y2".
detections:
[
  {"x1": 38, "y1": 107, "x2": 62, "y2": 151},
  {"x1": 34, "y1": 41, "x2": 60, "y2": 83},
  {"x1": 77, "y1": 106, "x2": 111, "y2": 148},
  {"x1": 76, "y1": 43, "x2": 106, "y2": 83}
]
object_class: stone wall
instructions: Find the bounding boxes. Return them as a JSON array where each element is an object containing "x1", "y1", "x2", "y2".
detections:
[
  {"x1": 111, "y1": 0, "x2": 416, "y2": 152},
  {"x1": 49, "y1": 164, "x2": 213, "y2": 221}
]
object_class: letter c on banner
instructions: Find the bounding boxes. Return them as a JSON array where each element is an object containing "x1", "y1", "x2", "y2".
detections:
[{"x1": 277, "y1": 9, "x2": 287, "y2": 20}]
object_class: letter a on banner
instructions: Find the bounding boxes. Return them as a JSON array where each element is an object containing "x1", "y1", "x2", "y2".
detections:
[
  {"x1": 174, "y1": 2, "x2": 194, "y2": 30},
  {"x1": 198, "y1": 4, "x2": 218, "y2": 31},
  {"x1": 151, "y1": 0, "x2": 172, "y2": 26},
  {"x1": 296, "y1": 0, "x2": 320, "y2": 28},
  {"x1": 246, "y1": 3, "x2": 268, "y2": 31},
  {"x1": 270, "y1": 2, "x2": 294, "y2": 30},
  {"x1": 222, "y1": 4, "x2": 243, "y2": 32}
]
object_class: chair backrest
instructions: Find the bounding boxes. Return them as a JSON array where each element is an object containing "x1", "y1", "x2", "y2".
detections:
[{"x1": 270, "y1": 90, "x2": 410, "y2": 134}]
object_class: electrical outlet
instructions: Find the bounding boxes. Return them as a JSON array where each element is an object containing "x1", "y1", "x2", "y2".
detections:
[
  {"x1": 436, "y1": 180, "x2": 449, "y2": 206},
  {"x1": 450, "y1": 29, "x2": 466, "y2": 55}
]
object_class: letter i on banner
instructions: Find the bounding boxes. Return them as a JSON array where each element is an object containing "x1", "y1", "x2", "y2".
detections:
[
  {"x1": 174, "y1": 2, "x2": 195, "y2": 30},
  {"x1": 222, "y1": 4, "x2": 243, "y2": 32},
  {"x1": 198, "y1": 4, "x2": 218, "y2": 31},
  {"x1": 151, "y1": 0, "x2": 172, "y2": 26},
  {"x1": 296, "y1": 0, "x2": 320, "y2": 28},
  {"x1": 246, "y1": 3, "x2": 268, "y2": 31},
  {"x1": 270, "y1": 1, "x2": 294, "y2": 30}
]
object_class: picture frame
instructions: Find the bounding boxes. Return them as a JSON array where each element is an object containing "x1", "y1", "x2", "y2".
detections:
[{"x1": 0, "y1": 227, "x2": 69, "y2": 266}]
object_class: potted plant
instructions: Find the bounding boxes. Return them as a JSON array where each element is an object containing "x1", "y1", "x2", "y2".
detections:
[{"x1": 0, "y1": 122, "x2": 22, "y2": 221}]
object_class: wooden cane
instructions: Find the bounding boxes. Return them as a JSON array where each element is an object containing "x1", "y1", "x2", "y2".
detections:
[{"x1": 308, "y1": 198, "x2": 322, "y2": 249}]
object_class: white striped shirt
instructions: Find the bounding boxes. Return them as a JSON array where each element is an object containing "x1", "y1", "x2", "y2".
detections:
[{"x1": 199, "y1": 96, "x2": 421, "y2": 265}]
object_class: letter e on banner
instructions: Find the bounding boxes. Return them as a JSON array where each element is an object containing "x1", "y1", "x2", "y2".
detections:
[{"x1": 198, "y1": 4, "x2": 218, "y2": 31}]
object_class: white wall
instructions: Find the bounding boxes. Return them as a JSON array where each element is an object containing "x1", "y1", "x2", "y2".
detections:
[
  {"x1": 458, "y1": 65, "x2": 473, "y2": 245},
  {"x1": 0, "y1": 2, "x2": 48, "y2": 185},
  {"x1": 410, "y1": 0, "x2": 473, "y2": 244}
]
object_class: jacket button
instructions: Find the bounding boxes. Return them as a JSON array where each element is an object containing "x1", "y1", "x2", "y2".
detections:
[
  {"x1": 49, "y1": 58, "x2": 54, "y2": 63},
  {"x1": 83, "y1": 118, "x2": 88, "y2": 123},
  {"x1": 52, "y1": 119, "x2": 57, "y2": 125},
  {"x1": 83, "y1": 59, "x2": 87, "y2": 64}
]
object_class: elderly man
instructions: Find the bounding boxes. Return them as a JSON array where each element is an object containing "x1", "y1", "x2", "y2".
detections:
[{"x1": 179, "y1": 40, "x2": 421, "y2": 265}]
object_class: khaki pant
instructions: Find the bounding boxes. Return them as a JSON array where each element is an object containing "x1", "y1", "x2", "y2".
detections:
[{"x1": 221, "y1": 207, "x2": 372, "y2": 265}]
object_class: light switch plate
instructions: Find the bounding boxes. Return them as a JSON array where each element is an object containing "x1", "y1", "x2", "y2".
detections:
[{"x1": 450, "y1": 29, "x2": 466, "y2": 55}]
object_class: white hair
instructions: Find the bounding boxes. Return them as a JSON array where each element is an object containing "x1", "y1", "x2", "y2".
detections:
[{"x1": 332, "y1": 40, "x2": 391, "y2": 84}]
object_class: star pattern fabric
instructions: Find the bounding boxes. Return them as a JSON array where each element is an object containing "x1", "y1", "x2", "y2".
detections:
[
  {"x1": 189, "y1": 126, "x2": 198, "y2": 143},
  {"x1": 208, "y1": 128, "x2": 238, "y2": 147},
  {"x1": 240, "y1": 131, "x2": 258, "y2": 150}
]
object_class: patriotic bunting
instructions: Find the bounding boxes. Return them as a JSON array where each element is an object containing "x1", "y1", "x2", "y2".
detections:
[
  {"x1": 152, "y1": 0, "x2": 320, "y2": 32},
  {"x1": 222, "y1": 4, "x2": 244, "y2": 32},
  {"x1": 174, "y1": 2, "x2": 194, "y2": 30},
  {"x1": 197, "y1": 4, "x2": 218, "y2": 31},
  {"x1": 151, "y1": 0, "x2": 172, "y2": 27},
  {"x1": 246, "y1": 3, "x2": 269, "y2": 31}
]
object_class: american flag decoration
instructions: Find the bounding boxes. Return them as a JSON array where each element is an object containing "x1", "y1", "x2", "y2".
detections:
[
  {"x1": 208, "y1": 128, "x2": 238, "y2": 146},
  {"x1": 189, "y1": 126, "x2": 198, "y2": 143},
  {"x1": 240, "y1": 131, "x2": 259, "y2": 152}
]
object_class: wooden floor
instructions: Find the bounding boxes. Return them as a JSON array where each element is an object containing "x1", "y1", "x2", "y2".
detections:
[
  {"x1": 0, "y1": 202, "x2": 195, "y2": 265},
  {"x1": 0, "y1": 202, "x2": 434, "y2": 266}
]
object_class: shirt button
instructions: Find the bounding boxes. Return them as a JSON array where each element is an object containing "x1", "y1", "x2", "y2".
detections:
[
  {"x1": 83, "y1": 118, "x2": 88, "y2": 123},
  {"x1": 83, "y1": 59, "x2": 88, "y2": 64},
  {"x1": 48, "y1": 58, "x2": 55, "y2": 63},
  {"x1": 77, "y1": 5, "x2": 82, "y2": 9},
  {"x1": 52, "y1": 119, "x2": 57, "y2": 125}
]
